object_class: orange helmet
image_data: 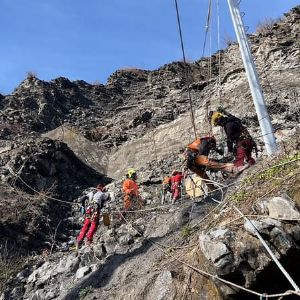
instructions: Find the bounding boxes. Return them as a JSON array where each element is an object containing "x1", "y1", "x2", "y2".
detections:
[{"x1": 187, "y1": 138, "x2": 201, "y2": 151}]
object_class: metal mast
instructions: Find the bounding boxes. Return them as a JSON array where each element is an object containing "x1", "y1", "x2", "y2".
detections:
[{"x1": 227, "y1": 0, "x2": 277, "y2": 155}]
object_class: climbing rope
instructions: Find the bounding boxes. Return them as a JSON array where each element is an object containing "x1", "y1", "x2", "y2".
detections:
[
  {"x1": 233, "y1": 205, "x2": 300, "y2": 291},
  {"x1": 202, "y1": 0, "x2": 212, "y2": 59},
  {"x1": 119, "y1": 210, "x2": 300, "y2": 299},
  {"x1": 7, "y1": 164, "x2": 74, "y2": 205},
  {"x1": 216, "y1": 0, "x2": 222, "y2": 105},
  {"x1": 174, "y1": 0, "x2": 197, "y2": 139}
]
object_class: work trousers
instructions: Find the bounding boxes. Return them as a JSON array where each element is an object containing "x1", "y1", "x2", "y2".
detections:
[
  {"x1": 234, "y1": 139, "x2": 256, "y2": 167},
  {"x1": 77, "y1": 217, "x2": 98, "y2": 243},
  {"x1": 124, "y1": 194, "x2": 143, "y2": 211},
  {"x1": 171, "y1": 182, "x2": 181, "y2": 201}
]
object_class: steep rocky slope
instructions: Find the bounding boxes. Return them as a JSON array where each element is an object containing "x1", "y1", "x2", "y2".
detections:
[{"x1": 0, "y1": 5, "x2": 300, "y2": 300}]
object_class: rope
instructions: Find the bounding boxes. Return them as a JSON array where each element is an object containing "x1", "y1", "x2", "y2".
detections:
[
  {"x1": 119, "y1": 212, "x2": 299, "y2": 298},
  {"x1": 232, "y1": 205, "x2": 300, "y2": 291},
  {"x1": 202, "y1": 0, "x2": 212, "y2": 58},
  {"x1": 188, "y1": 173, "x2": 300, "y2": 291},
  {"x1": 217, "y1": 0, "x2": 222, "y2": 104},
  {"x1": 7, "y1": 164, "x2": 74, "y2": 205},
  {"x1": 174, "y1": 0, "x2": 197, "y2": 139}
]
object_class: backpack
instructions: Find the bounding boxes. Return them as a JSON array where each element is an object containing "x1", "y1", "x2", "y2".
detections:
[{"x1": 162, "y1": 176, "x2": 171, "y2": 192}]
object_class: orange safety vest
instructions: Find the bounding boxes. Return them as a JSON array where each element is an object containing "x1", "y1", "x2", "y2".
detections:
[
  {"x1": 122, "y1": 178, "x2": 139, "y2": 196},
  {"x1": 187, "y1": 138, "x2": 201, "y2": 152}
]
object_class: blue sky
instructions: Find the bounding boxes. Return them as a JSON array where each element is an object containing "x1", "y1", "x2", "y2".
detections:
[{"x1": 0, "y1": 0, "x2": 299, "y2": 95}]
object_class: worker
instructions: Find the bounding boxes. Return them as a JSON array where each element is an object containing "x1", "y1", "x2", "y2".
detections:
[
  {"x1": 76, "y1": 184, "x2": 110, "y2": 249},
  {"x1": 210, "y1": 110, "x2": 257, "y2": 168},
  {"x1": 122, "y1": 168, "x2": 143, "y2": 213},
  {"x1": 184, "y1": 135, "x2": 240, "y2": 190},
  {"x1": 170, "y1": 170, "x2": 184, "y2": 203},
  {"x1": 161, "y1": 175, "x2": 172, "y2": 204}
]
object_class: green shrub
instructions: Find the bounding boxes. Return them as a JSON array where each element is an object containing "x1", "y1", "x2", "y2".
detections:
[{"x1": 79, "y1": 286, "x2": 93, "y2": 299}]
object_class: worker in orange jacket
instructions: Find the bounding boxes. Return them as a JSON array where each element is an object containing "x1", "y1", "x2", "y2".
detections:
[
  {"x1": 184, "y1": 135, "x2": 237, "y2": 190},
  {"x1": 122, "y1": 168, "x2": 143, "y2": 212}
]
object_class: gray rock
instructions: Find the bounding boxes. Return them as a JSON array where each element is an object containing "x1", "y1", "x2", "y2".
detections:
[
  {"x1": 199, "y1": 235, "x2": 231, "y2": 263},
  {"x1": 270, "y1": 227, "x2": 294, "y2": 253},
  {"x1": 267, "y1": 196, "x2": 300, "y2": 220},
  {"x1": 146, "y1": 270, "x2": 175, "y2": 300},
  {"x1": 244, "y1": 219, "x2": 270, "y2": 236},
  {"x1": 45, "y1": 290, "x2": 58, "y2": 300},
  {"x1": 75, "y1": 266, "x2": 91, "y2": 279},
  {"x1": 118, "y1": 233, "x2": 134, "y2": 245}
]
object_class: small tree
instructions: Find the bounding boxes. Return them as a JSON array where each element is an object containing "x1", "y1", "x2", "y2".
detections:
[
  {"x1": 26, "y1": 71, "x2": 38, "y2": 80},
  {"x1": 223, "y1": 35, "x2": 236, "y2": 47},
  {"x1": 256, "y1": 18, "x2": 280, "y2": 35}
]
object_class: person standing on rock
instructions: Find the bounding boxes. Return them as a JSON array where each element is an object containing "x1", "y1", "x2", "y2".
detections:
[
  {"x1": 184, "y1": 135, "x2": 240, "y2": 190},
  {"x1": 210, "y1": 110, "x2": 257, "y2": 169},
  {"x1": 122, "y1": 168, "x2": 143, "y2": 213},
  {"x1": 170, "y1": 170, "x2": 184, "y2": 203},
  {"x1": 76, "y1": 184, "x2": 110, "y2": 249}
]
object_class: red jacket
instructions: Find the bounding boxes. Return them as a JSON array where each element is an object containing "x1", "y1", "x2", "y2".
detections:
[{"x1": 171, "y1": 173, "x2": 183, "y2": 184}]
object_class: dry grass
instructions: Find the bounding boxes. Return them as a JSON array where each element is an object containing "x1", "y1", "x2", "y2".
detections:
[
  {"x1": 223, "y1": 35, "x2": 236, "y2": 47},
  {"x1": 118, "y1": 67, "x2": 147, "y2": 77},
  {"x1": 0, "y1": 240, "x2": 26, "y2": 291},
  {"x1": 256, "y1": 18, "x2": 280, "y2": 35},
  {"x1": 190, "y1": 136, "x2": 300, "y2": 234}
]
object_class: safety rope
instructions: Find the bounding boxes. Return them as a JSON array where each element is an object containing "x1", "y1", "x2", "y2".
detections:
[
  {"x1": 174, "y1": 0, "x2": 197, "y2": 139},
  {"x1": 217, "y1": 0, "x2": 222, "y2": 105},
  {"x1": 233, "y1": 205, "x2": 300, "y2": 291},
  {"x1": 189, "y1": 174, "x2": 300, "y2": 292},
  {"x1": 119, "y1": 212, "x2": 299, "y2": 299},
  {"x1": 7, "y1": 164, "x2": 74, "y2": 205},
  {"x1": 202, "y1": 0, "x2": 212, "y2": 58}
]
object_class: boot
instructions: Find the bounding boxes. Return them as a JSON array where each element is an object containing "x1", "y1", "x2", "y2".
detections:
[{"x1": 76, "y1": 241, "x2": 82, "y2": 251}]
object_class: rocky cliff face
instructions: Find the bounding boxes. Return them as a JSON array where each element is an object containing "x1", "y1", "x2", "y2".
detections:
[
  {"x1": 0, "y1": 5, "x2": 300, "y2": 300},
  {"x1": 1, "y1": 7, "x2": 299, "y2": 178}
]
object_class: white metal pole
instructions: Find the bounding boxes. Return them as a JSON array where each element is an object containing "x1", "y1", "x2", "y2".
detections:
[{"x1": 227, "y1": 0, "x2": 278, "y2": 155}]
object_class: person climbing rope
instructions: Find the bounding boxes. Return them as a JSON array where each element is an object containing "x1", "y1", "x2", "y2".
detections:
[
  {"x1": 184, "y1": 135, "x2": 239, "y2": 190},
  {"x1": 210, "y1": 110, "x2": 257, "y2": 169},
  {"x1": 170, "y1": 170, "x2": 184, "y2": 203},
  {"x1": 76, "y1": 184, "x2": 110, "y2": 249},
  {"x1": 161, "y1": 175, "x2": 172, "y2": 204},
  {"x1": 122, "y1": 168, "x2": 143, "y2": 213}
]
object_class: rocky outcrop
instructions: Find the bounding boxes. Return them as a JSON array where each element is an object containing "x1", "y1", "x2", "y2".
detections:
[
  {"x1": 0, "y1": 6, "x2": 299, "y2": 156},
  {"x1": 199, "y1": 195, "x2": 300, "y2": 298},
  {"x1": 4, "y1": 138, "x2": 109, "y2": 199}
]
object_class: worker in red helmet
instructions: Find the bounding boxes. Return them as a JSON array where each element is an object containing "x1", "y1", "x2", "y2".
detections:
[
  {"x1": 76, "y1": 183, "x2": 110, "y2": 249},
  {"x1": 170, "y1": 170, "x2": 184, "y2": 203}
]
